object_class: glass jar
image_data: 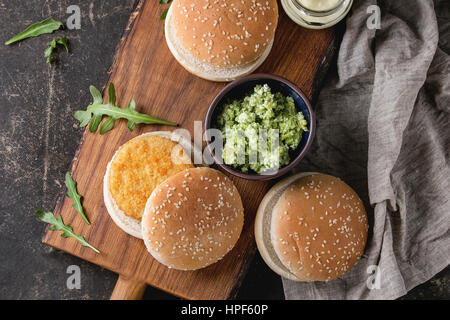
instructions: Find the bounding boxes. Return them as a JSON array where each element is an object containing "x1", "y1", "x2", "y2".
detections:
[{"x1": 281, "y1": 0, "x2": 353, "y2": 29}]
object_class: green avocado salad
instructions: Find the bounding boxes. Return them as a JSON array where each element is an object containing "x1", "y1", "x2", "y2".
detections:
[{"x1": 216, "y1": 84, "x2": 308, "y2": 174}]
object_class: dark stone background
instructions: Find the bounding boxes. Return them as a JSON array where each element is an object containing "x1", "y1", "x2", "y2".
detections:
[{"x1": 0, "y1": 0, "x2": 448, "y2": 300}]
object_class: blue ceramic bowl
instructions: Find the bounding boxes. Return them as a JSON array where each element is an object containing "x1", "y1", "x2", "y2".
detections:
[{"x1": 204, "y1": 73, "x2": 315, "y2": 181}]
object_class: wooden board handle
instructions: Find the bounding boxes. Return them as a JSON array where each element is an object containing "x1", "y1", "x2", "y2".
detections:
[{"x1": 110, "y1": 275, "x2": 146, "y2": 300}]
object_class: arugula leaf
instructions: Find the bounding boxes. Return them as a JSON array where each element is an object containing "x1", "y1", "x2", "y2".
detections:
[
  {"x1": 159, "y1": 0, "x2": 172, "y2": 4},
  {"x1": 55, "y1": 36, "x2": 69, "y2": 52},
  {"x1": 44, "y1": 36, "x2": 69, "y2": 64},
  {"x1": 35, "y1": 210, "x2": 99, "y2": 253},
  {"x1": 160, "y1": 8, "x2": 169, "y2": 20},
  {"x1": 73, "y1": 83, "x2": 178, "y2": 134},
  {"x1": 5, "y1": 18, "x2": 64, "y2": 45},
  {"x1": 65, "y1": 172, "x2": 90, "y2": 225}
]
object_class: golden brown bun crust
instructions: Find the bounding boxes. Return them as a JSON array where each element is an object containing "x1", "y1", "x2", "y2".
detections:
[
  {"x1": 272, "y1": 174, "x2": 368, "y2": 281},
  {"x1": 142, "y1": 167, "x2": 244, "y2": 270},
  {"x1": 171, "y1": 0, "x2": 278, "y2": 68}
]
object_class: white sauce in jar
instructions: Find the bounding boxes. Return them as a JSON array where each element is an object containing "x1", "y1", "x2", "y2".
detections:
[{"x1": 297, "y1": 0, "x2": 342, "y2": 11}]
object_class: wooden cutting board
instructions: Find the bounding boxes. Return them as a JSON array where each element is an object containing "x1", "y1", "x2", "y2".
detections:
[{"x1": 42, "y1": 0, "x2": 336, "y2": 300}]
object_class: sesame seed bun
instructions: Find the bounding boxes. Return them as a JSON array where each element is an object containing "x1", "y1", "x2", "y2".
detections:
[
  {"x1": 142, "y1": 167, "x2": 244, "y2": 270},
  {"x1": 165, "y1": 0, "x2": 278, "y2": 82},
  {"x1": 103, "y1": 131, "x2": 200, "y2": 239},
  {"x1": 255, "y1": 172, "x2": 368, "y2": 281}
]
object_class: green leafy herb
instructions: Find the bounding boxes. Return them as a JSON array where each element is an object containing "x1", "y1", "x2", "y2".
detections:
[
  {"x1": 160, "y1": 8, "x2": 169, "y2": 20},
  {"x1": 65, "y1": 172, "x2": 90, "y2": 225},
  {"x1": 44, "y1": 36, "x2": 69, "y2": 64},
  {"x1": 35, "y1": 210, "x2": 99, "y2": 253},
  {"x1": 159, "y1": 1, "x2": 171, "y2": 28},
  {"x1": 5, "y1": 18, "x2": 64, "y2": 45},
  {"x1": 73, "y1": 83, "x2": 178, "y2": 134}
]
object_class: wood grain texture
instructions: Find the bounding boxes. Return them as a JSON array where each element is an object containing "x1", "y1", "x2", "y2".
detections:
[
  {"x1": 110, "y1": 275, "x2": 147, "y2": 300},
  {"x1": 42, "y1": 0, "x2": 336, "y2": 300}
]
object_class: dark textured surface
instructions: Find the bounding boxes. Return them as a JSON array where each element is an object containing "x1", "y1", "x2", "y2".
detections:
[{"x1": 0, "y1": 0, "x2": 447, "y2": 300}]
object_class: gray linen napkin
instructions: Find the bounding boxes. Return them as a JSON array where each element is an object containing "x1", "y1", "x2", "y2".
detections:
[{"x1": 283, "y1": 0, "x2": 450, "y2": 299}]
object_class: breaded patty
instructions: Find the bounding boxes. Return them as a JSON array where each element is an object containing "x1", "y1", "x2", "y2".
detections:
[{"x1": 108, "y1": 135, "x2": 194, "y2": 220}]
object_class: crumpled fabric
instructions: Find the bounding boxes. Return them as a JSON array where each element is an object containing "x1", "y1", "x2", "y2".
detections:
[{"x1": 283, "y1": 0, "x2": 450, "y2": 299}]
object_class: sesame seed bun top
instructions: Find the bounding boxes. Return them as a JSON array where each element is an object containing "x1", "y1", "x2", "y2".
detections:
[
  {"x1": 141, "y1": 167, "x2": 244, "y2": 270},
  {"x1": 271, "y1": 174, "x2": 368, "y2": 281},
  {"x1": 171, "y1": 0, "x2": 278, "y2": 68}
]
